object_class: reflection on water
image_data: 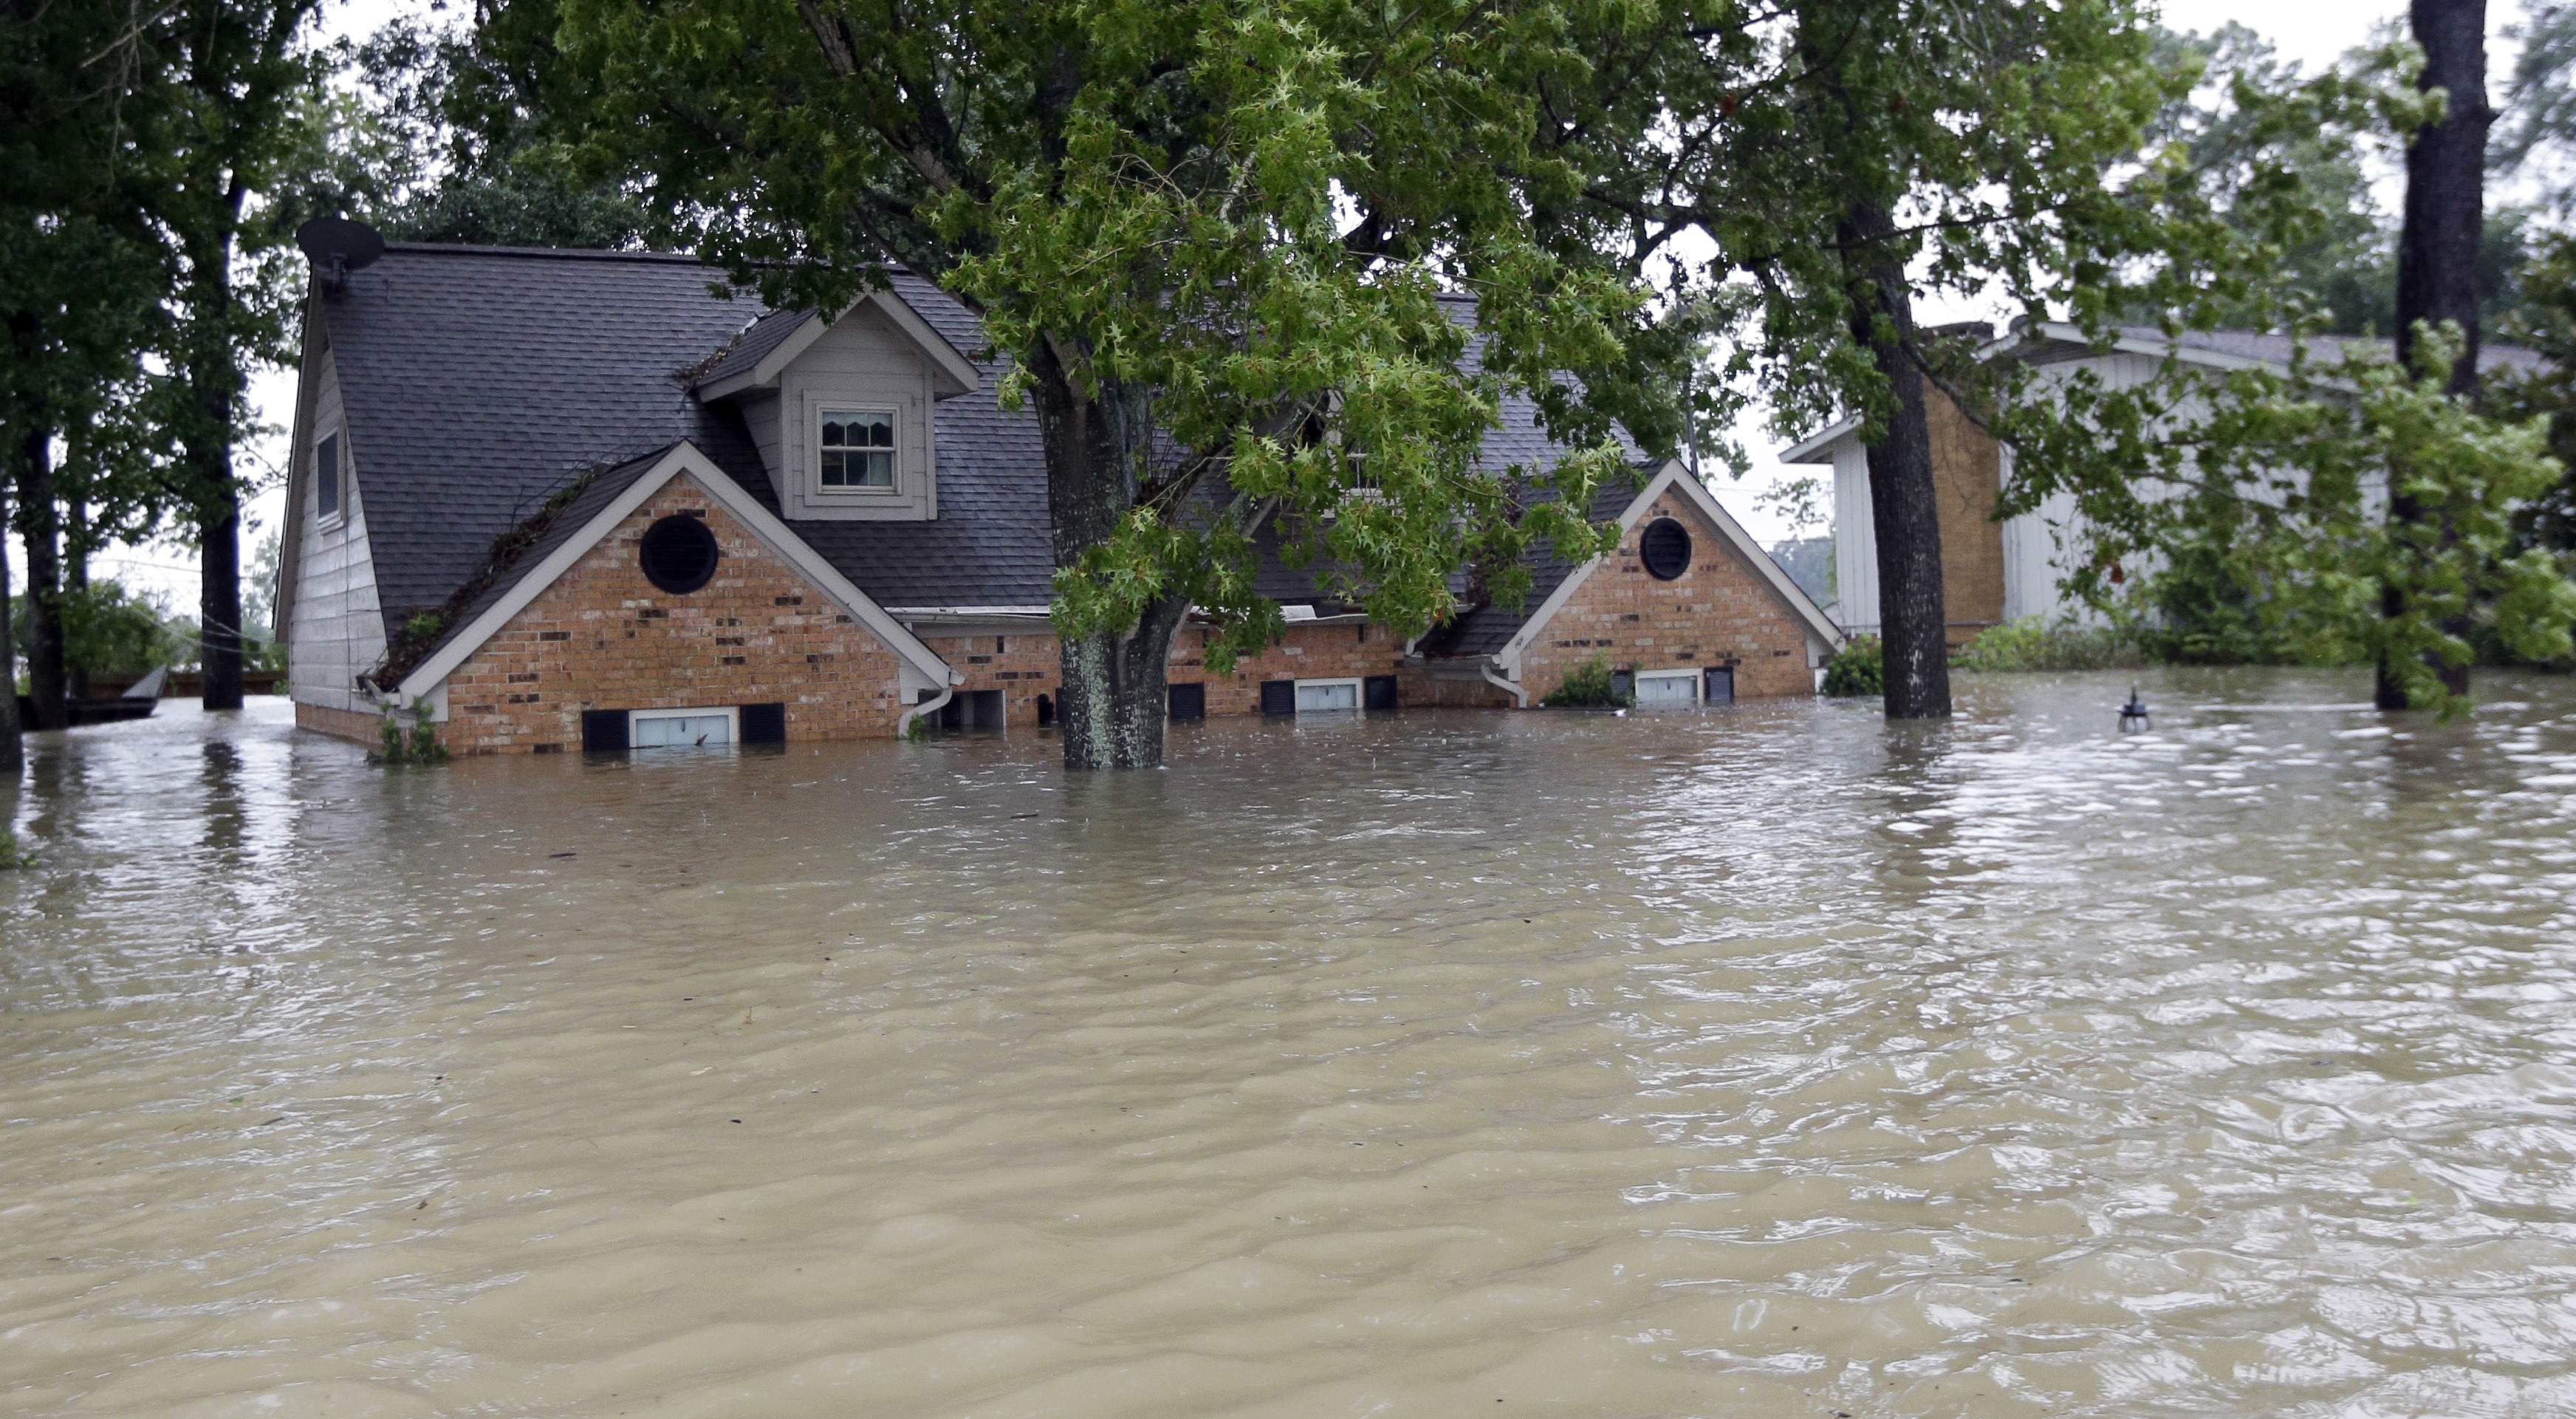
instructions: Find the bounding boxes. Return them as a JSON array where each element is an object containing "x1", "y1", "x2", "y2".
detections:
[{"x1": 4, "y1": 671, "x2": 2575, "y2": 1418}]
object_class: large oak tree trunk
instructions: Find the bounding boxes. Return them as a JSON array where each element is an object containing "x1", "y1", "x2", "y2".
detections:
[
  {"x1": 1031, "y1": 342, "x2": 1188, "y2": 770},
  {"x1": 2379, "y1": 0, "x2": 2490, "y2": 709},
  {"x1": 14, "y1": 428, "x2": 68, "y2": 731},
  {"x1": 1842, "y1": 200, "x2": 1953, "y2": 720}
]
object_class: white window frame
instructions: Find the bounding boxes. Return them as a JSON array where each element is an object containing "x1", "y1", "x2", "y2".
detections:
[
  {"x1": 812, "y1": 403, "x2": 902, "y2": 499},
  {"x1": 1293, "y1": 676, "x2": 1365, "y2": 715},
  {"x1": 313, "y1": 427, "x2": 345, "y2": 532},
  {"x1": 628, "y1": 705, "x2": 741, "y2": 750},
  {"x1": 1633, "y1": 669, "x2": 1702, "y2": 707}
]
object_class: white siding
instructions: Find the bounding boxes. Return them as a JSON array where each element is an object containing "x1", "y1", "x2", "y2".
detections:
[
  {"x1": 1830, "y1": 440, "x2": 1879, "y2": 635},
  {"x1": 287, "y1": 348, "x2": 389, "y2": 712},
  {"x1": 741, "y1": 389, "x2": 782, "y2": 485},
  {"x1": 774, "y1": 306, "x2": 940, "y2": 522},
  {"x1": 1827, "y1": 348, "x2": 2253, "y2": 633}
]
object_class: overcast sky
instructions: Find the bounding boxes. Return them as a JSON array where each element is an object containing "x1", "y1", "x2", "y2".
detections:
[{"x1": 63, "y1": 0, "x2": 2543, "y2": 612}]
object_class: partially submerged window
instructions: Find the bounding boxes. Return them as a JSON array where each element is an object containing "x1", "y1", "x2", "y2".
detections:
[
  {"x1": 1293, "y1": 677, "x2": 1363, "y2": 714},
  {"x1": 315, "y1": 431, "x2": 341, "y2": 522},
  {"x1": 629, "y1": 706, "x2": 738, "y2": 749},
  {"x1": 1634, "y1": 669, "x2": 1700, "y2": 707},
  {"x1": 818, "y1": 408, "x2": 897, "y2": 490}
]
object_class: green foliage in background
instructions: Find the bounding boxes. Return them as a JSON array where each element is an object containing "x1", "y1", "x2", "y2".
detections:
[
  {"x1": 8, "y1": 581, "x2": 197, "y2": 680},
  {"x1": 1950, "y1": 619, "x2": 2149, "y2": 674},
  {"x1": 2092, "y1": 327, "x2": 2575, "y2": 711},
  {"x1": 1542, "y1": 654, "x2": 1632, "y2": 709},
  {"x1": 1821, "y1": 637, "x2": 1885, "y2": 697},
  {"x1": 0, "y1": 827, "x2": 28, "y2": 871},
  {"x1": 2492, "y1": 230, "x2": 2576, "y2": 559}
]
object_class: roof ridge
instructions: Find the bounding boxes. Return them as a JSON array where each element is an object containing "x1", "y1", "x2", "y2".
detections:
[{"x1": 378, "y1": 240, "x2": 720, "y2": 264}]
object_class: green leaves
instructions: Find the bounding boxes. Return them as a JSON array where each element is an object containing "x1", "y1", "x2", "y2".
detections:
[
  {"x1": 547, "y1": 0, "x2": 1660, "y2": 661},
  {"x1": 2010, "y1": 323, "x2": 2572, "y2": 717}
]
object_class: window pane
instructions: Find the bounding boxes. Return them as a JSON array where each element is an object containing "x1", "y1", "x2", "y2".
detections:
[
  {"x1": 857, "y1": 450, "x2": 894, "y2": 487},
  {"x1": 1636, "y1": 674, "x2": 1696, "y2": 705},
  {"x1": 316, "y1": 434, "x2": 340, "y2": 516},
  {"x1": 634, "y1": 714, "x2": 730, "y2": 749},
  {"x1": 860, "y1": 417, "x2": 894, "y2": 448},
  {"x1": 1295, "y1": 681, "x2": 1360, "y2": 713},
  {"x1": 821, "y1": 451, "x2": 849, "y2": 487}
]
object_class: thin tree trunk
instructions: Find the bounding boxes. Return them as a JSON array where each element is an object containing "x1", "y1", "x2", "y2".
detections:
[
  {"x1": 64, "y1": 494, "x2": 88, "y2": 701},
  {"x1": 199, "y1": 484, "x2": 244, "y2": 710},
  {"x1": 1032, "y1": 342, "x2": 1186, "y2": 770},
  {"x1": 0, "y1": 435, "x2": 21, "y2": 773},
  {"x1": 184, "y1": 234, "x2": 246, "y2": 713},
  {"x1": 1841, "y1": 200, "x2": 1953, "y2": 720},
  {"x1": 13, "y1": 428, "x2": 68, "y2": 731},
  {"x1": 2379, "y1": 0, "x2": 2490, "y2": 709}
]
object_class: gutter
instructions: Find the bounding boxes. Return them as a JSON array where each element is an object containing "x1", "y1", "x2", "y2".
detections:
[{"x1": 1481, "y1": 660, "x2": 1530, "y2": 708}]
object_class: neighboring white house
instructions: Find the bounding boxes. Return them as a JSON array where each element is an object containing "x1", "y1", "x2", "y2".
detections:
[{"x1": 1779, "y1": 321, "x2": 2546, "y2": 638}]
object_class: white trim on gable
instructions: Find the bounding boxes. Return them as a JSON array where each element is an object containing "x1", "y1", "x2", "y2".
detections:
[
  {"x1": 1492, "y1": 459, "x2": 1844, "y2": 674},
  {"x1": 393, "y1": 441, "x2": 961, "y2": 705},
  {"x1": 696, "y1": 290, "x2": 980, "y2": 400},
  {"x1": 1778, "y1": 415, "x2": 1862, "y2": 465}
]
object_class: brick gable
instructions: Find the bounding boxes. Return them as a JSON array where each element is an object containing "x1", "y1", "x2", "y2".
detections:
[
  {"x1": 1517, "y1": 490, "x2": 1816, "y2": 702},
  {"x1": 432, "y1": 475, "x2": 911, "y2": 753}
]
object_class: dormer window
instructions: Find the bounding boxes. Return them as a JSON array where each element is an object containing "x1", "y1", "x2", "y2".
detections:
[{"x1": 818, "y1": 408, "x2": 897, "y2": 491}]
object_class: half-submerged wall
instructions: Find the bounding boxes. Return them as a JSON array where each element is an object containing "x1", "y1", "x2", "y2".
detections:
[
  {"x1": 433, "y1": 475, "x2": 911, "y2": 753},
  {"x1": 1520, "y1": 488, "x2": 1818, "y2": 702}
]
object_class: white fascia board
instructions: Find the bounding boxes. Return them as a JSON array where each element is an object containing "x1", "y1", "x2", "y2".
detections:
[
  {"x1": 1494, "y1": 459, "x2": 1844, "y2": 672},
  {"x1": 1776, "y1": 414, "x2": 1863, "y2": 465},
  {"x1": 886, "y1": 604, "x2": 1057, "y2": 618},
  {"x1": 398, "y1": 442, "x2": 959, "y2": 700},
  {"x1": 276, "y1": 296, "x2": 326, "y2": 658},
  {"x1": 698, "y1": 291, "x2": 982, "y2": 401}
]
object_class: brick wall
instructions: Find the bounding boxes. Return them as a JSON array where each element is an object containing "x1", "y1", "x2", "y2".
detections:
[
  {"x1": 920, "y1": 631, "x2": 1063, "y2": 727},
  {"x1": 925, "y1": 621, "x2": 1450, "y2": 725},
  {"x1": 1174, "y1": 621, "x2": 1417, "y2": 715},
  {"x1": 1926, "y1": 384, "x2": 2007, "y2": 643},
  {"x1": 434, "y1": 476, "x2": 911, "y2": 753},
  {"x1": 297, "y1": 700, "x2": 382, "y2": 746},
  {"x1": 1517, "y1": 491, "x2": 1817, "y2": 702}
]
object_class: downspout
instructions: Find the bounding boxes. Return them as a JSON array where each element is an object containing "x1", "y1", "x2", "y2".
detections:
[
  {"x1": 1481, "y1": 658, "x2": 1530, "y2": 708},
  {"x1": 898, "y1": 676, "x2": 962, "y2": 737}
]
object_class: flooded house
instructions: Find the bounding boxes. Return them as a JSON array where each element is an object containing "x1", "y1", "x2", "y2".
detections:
[
  {"x1": 277, "y1": 229, "x2": 1841, "y2": 753},
  {"x1": 1781, "y1": 321, "x2": 2550, "y2": 646}
]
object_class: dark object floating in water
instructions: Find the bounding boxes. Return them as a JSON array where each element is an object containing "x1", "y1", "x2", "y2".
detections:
[
  {"x1": 16, "y1": 692, "x2": 160, "y2": 728},
  {"x1": 2119, "y1": 685, "x2": 2151, "y2": 731}
]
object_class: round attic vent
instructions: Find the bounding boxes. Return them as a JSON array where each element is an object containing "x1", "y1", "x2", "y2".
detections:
[
  {"x1": 639, "y1": 515, "x2": 719, "y2": 594},
  {"x1": 1639, "y1": 516, "x2": 1692, "y2": 581}
]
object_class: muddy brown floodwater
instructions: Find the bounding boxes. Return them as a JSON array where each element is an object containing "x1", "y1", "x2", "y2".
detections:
[{"x1": 4, "y1": 670, "x2": 2575, "y2": 1418}]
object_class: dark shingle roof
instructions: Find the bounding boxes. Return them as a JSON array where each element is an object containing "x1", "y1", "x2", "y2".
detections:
[
  {"x1": 325, "y1": 245, "x2": 767, "y2": 630},
  {"x1": 324, "y1": 245, "x2": 1058, "y2": 635},
  {"x1": 686, "y1": 308, "x2": 812, "y2": 389},
  {"x1": 323, "y1": 242, "x2": 1645, "y2": 648},
  {"x1": 377, "y1": 445, "x2": 679, "y2": 687},
  {"x1": 1417, "y1": 475, "x2": 1644, "y2": 660}
]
